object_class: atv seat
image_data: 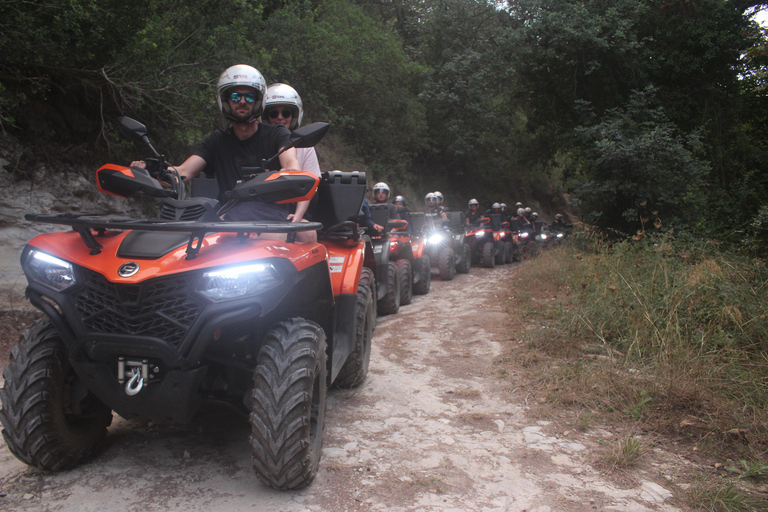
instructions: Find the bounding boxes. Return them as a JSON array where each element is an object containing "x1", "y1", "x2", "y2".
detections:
[{"x1": 315, "y1": 170, "x2": 367, "y2": 240}]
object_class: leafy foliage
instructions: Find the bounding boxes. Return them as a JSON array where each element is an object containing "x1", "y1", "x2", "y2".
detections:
[
  {"x1": 569, "y1": 88, "x2": 709, "y2": 234},
  {"x1": 1, "y1": 0, "x2": 767, "y2": 236}
]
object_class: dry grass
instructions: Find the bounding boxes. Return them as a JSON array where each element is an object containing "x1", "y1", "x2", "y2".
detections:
[{"x1": 496, "y1": 235, "x2": 768, "y2": 510}]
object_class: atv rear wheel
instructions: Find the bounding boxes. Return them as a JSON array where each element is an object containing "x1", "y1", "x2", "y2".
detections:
[
  {"x1": 504, "y1": 242, "x2": 513, "y2": 264},
  {"x1": 334, "y1": 268, "x2": 374, "y2": 388},
  {"x1": 250, "y1": 318, "x2": 327, "y2": 490},
  {"x1": 438, "y1": 247, "x2": 455, "y2": 281},
  {"x1": 412, "y1": 255, "x2": 431, "y2": 295},
  {"x1": 482, "y1": 241, "x2": 495, "y2": 268},
  {"x1": 0, "y1": 318, "x2": 113, "y2": 471},
  {"x1": 377, "y1": 260, "x2": 400, "y2": 315},
  {"x1": 396, "y1": 259, "x2": 413, "y2": 306},
  {"x1": 455, "y1": 243, "x2": 471, "y2": 274}
]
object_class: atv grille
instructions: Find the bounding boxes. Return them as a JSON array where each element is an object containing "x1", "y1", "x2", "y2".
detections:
[{"x1": 73, "y1": 269, "x2": 203, "y2": 347}]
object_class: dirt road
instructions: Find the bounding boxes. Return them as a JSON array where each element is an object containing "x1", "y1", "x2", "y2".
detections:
[{"x1": 0, "y1": 264, "x2": 684, "y2": 511}]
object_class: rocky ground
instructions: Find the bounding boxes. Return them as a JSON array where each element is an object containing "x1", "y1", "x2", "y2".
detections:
[{"x1": 0, "y1": 265, "x2": 690, "y2": 512}]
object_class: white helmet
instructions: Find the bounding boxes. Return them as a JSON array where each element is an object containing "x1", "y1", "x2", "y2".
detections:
[
  {"x1": 532, "y1": 212, "x2": 539, "y2": 219},
  {"x1": 525, "y1": 207, "x2": 532, "y2": 214},
  {"x1": 468, "y1": 198, "x2": 479, "y2": 207},
  {"x1": 517, "y1": 208, "x2": 525, "y2": 216},
  {"x1": 492, "y1": 202, "x2": 501, "y2": 209},
  {"x1": 500, "y1": 203, "x2": 507, "y2": 211},
  {"x1": 216, "y1": 65, "x2": 267, "y2": 123},
  {"x1": 434, "y1": 191, "x2": 444, "y2": 205},
  {"x1": 263, "y1": 83, "x2": 303, "y2": 130},
  {"x1": 555, "y1": 213, "x2": 563, "y2": 220},
  {"x1": 373, "y1": 182, "x2": 391, "y2": 201},
  {"x1": 425, "y1": 192, "x2": 437, "y2": 204}
]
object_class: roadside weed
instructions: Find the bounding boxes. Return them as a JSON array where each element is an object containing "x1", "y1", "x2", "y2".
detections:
[{"x1": 726, "y1": 460, "x2": 768, "y2": 481}]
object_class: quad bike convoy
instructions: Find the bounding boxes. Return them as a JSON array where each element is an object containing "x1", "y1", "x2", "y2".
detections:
[
  {"x1": 466, "y1": 214, "x2": 518, "y2": 268},
  {"x1": 0, "y1": 117, "x2": 376, "y2": 491}
]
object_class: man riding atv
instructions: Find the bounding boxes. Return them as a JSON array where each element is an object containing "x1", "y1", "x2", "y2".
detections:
[{"x1": 0, "y1": 65, "x2": 377, "y2": 492}]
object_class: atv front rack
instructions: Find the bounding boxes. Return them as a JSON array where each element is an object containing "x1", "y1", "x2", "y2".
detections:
[{"x1": 25, "y1": 212, "x2": 323, "y2": 259}]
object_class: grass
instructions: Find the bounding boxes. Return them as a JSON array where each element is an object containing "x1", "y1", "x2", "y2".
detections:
[{"x1": 497, "y1": 229, "x2": 768, "y2": 510}]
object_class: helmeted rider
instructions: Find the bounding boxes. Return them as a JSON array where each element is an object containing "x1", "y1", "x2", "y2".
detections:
[
  {"x1": 523, "y1": 207, "x2": 538, "y2": 233},
  {"x1": 425, "y1": 191, "x2": 447, "y2": 220},
  {"x1": 550, "y1": 213, "x2": 568, "y2": 233},
  {"x1": 129, "y1": 64, "x2": 311, "y2": 240},
  {"x1": 392, "y1": 195, "x2": 412, "y2": 233},
  {"x1": 434, "y1": 191, "x2": 445, "y2": 209},
  {"x1": 485, "y1": 202, "x2": 502, "y2": 217},
  {"x1": 371, "y1": 182, "x2": 407, "y2": 233},
  {"x1": 262, "y1": 82, "x2": 320, "y2": 222},
  {"x1": 466, "y1": 198, "x2": 483, "y2": 226},
  {"x1": 517, "y1": 207, "x2": 533, "y2": 231},
  {"x1": 500, "y1": 203, "x2": 510, "y2": 223}
]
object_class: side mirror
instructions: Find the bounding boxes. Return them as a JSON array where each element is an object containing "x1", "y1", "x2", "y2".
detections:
[{"x1": 291, "y1": 122, "x2": 330, "y2": 148}]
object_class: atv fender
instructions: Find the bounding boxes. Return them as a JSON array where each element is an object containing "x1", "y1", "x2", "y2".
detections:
[{"x1": 322, "y1": 239, "x2": 369, "y2": 384}]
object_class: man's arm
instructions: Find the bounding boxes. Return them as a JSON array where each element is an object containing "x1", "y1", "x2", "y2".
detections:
[{"x1": 174, "y1": 155, "x2": 207, "y2": 184}]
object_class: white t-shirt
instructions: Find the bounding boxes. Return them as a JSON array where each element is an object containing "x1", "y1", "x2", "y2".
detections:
[{"x1": 297, "y1": 147, "x2": 321, "y2": 178}]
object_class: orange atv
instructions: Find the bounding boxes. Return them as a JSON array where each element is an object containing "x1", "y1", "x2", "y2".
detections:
[
  {"x1": 369, "y1": 205, "x2": 430, "y2": 310},
  {"x1": 402, "y1": 212, "x2": 431, "y2": 295},
  {"x1": 0, "y1": 118, "x2": 374, "y2": 491}
]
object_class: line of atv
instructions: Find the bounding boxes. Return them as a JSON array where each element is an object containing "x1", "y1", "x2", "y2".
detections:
[{"x1": 0, "y1": 117, "x2": 524, "y2": 493}]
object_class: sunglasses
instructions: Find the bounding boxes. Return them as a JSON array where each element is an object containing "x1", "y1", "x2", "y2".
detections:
[
  {"x1": 229, "y1": 92, "x2": 257, "y2": 103},
  {"x1": 268, "y1": 109, "x2": 293, "y2": 119}
]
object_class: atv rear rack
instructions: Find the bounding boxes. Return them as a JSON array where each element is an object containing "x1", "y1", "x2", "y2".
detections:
[{"x1": 25, "y1": 212, "x2": 323, "y2": 259}]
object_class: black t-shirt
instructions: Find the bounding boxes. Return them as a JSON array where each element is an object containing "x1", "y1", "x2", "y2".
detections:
[
  {"x1": 194, "y1": 123, "x2": 292, "y2": 197},
  {"x1": 466, "y1": 209, "x2": 483, "y2": 225}
]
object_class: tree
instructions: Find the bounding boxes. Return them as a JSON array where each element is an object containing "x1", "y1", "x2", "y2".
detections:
[{"x1": 569, "y1": 88, "x2": 708, "y2": 234}]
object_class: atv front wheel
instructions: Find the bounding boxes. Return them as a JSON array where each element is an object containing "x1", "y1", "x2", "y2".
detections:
[
  {"x1": 482, "y1": 241, "x2": 495, "y2": 268},
  {"x1": 504, "y1": 242, "x2": 513, "y2": 264},
  {"x1": 412, "y1": 255, "x2": 431, "y2": 295},
  {"x1": 334, "y1": 268, "x2": 375, "y2": 389},
  {"x1": 494, "y1": 241, "x2": 505, "y2": 265},
  {"x1": 250, "y1": 318, "x2": 327, "y2": 490},
  {"x1": 438, "y1": 247, "x2": 455, "y2": 281},
  {"x1": 396, "y1": 259, "x2": 413, "y2": 306},
  {"x1": 377, "y1": 260, "x2": 400, "y2": 315},
  {"x1": 0, "y1": 318, "x2": 113, "y2": 471},
  {"x1": 455, "y1": 244, "x2": 471, "y2": 274}
]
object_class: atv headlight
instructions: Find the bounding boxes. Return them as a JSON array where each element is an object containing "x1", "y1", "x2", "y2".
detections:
[
  {"x1": 198, "y1": 263, "x2": 282, "y2": 301},
  {"x1": 428, "y1": 233, "x2": 444, "y2": 245},
  {"x1": 556, "y1": 233, "x2": 564, "y2": 238},
  {"x1": 475, "y1": 231, "x2": 485, "y2": 238},
  {"x1": 23, "y1": 249, "x2": 76, "y2": 291},
  {"x1": 520, "y1": 232, "x2": 530, "y2": 239},
  {"x1": 540, "y1": 233, "x2": 548, "y2": 240}
]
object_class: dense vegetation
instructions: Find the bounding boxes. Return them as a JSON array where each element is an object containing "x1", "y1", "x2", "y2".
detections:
[
  {"x1": 507, "y1": 236, "x2": 768, "y2": 510},
  {"x1": 1, "y1": 0, "x2": 767, "y2": 242}
]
